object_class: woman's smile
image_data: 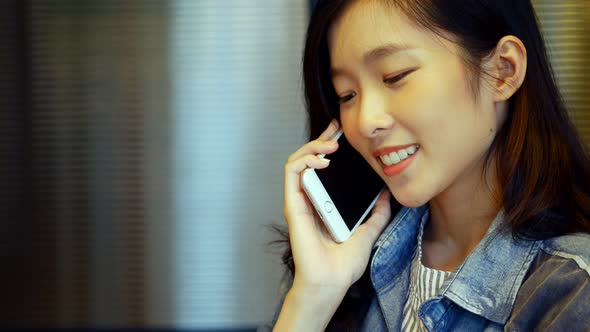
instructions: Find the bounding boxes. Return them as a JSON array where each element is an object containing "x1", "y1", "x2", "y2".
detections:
[{"x1": 373, "y1": 144, "x2": 420, "y2": 177}]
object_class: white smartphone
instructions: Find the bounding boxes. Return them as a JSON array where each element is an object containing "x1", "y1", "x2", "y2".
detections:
[{"x1": 301, "y1": 129, "x2": 386, "y2": 243}]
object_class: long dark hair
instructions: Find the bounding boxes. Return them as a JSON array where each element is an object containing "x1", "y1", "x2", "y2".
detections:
[{"x1": 278, "y1": 0, "x2": 590, "y2": 330}]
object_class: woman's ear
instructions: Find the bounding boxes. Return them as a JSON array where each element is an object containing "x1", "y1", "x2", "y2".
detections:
[{"x1": 487, "y1": 35, "x2": 528, "y2": 102}]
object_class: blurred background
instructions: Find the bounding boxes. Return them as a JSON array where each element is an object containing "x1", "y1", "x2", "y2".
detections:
[{"x1": 0, "y1": 0, "x2": 588, "y2": 330}]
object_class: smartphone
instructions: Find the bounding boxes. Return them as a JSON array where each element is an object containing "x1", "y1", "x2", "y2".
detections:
[{"x1": 301, "y1": 130, "x2": 386, "y2": 243}]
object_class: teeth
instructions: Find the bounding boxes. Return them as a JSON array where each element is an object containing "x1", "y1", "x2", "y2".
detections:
[
  {"x1": 398, "y1": 149, "x2": 408, "y2": 159},
  {"x1": 379, "y1": 145, "x2": 419, "y2": 166},
  {"x1": 382, "y1": 154, "x2": 392, "y2": 165}
]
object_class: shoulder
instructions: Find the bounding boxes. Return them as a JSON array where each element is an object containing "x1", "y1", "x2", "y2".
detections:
[
  {"x1": 505, "y1": 233, "x2": 590, "y2": 330},
  {"x1": 539, "y1": 232, "x2": 590, "y2": 275}
]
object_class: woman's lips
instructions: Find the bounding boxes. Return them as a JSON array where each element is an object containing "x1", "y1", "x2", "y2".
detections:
[
  {"x1": 378, "y1": 146, "x2": 419, "y2": 177},
  {"x1": 373, "y1": 143, "x2": 418, "y2": 157}
]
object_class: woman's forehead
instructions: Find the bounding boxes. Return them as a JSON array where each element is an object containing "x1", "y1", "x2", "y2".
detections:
[{"x1": 328, "y1": 1, "x2": 451, "y2": 65}]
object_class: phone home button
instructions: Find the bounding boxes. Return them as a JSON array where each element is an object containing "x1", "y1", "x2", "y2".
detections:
[{"x1": 324, "y1": 201, "x2": 334, "y2": 213}]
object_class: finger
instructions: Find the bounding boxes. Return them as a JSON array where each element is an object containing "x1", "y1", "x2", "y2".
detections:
[
  {"x1": 317, "y1": 119, "x2": 340, "y2": 141},
  {"x1": 287, "y1": 139, "x2": 338, "y2": 163},
  {"x1": 352, "y1": 189, "x2": 392, "y2": 245},
  {"x1": 285, "y1": 154, "x2": 331, "y2": 176},
  {"x1": 284, "y1": 154, "x2": 331, "y2": 203}
]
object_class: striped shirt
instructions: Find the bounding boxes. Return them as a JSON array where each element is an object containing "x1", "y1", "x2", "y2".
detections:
[{"x1": 401, "y1": 221, "x2": 451, "y2": 331}]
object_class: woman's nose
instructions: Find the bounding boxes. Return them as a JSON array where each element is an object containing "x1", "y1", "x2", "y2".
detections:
[{"x1": 357, "y1": 91, "x2": 395, "y2": 138}]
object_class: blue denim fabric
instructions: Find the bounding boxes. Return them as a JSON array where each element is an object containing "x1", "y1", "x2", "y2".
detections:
[
  {"x1": 361, "y1": 205, "x2": 590, "y2": 331},
  {"x1": 260, "y1": 205, "x2": 590, "y2": 331}
]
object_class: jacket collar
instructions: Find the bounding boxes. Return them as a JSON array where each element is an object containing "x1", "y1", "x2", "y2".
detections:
[
  {"x1": 370, "y1": 205, "x2": 428, "y2": 292},
  {"x1": 372, "y1": 205, "x2": 541, "y2": 324},
  {"x1": 440, "y1": 209, "x2": 541, "y2": 324}
]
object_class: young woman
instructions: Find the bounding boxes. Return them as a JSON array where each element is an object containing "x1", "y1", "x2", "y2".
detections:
[{"x1": 266, "y1": 0, "x2": 590, "y2": 331}]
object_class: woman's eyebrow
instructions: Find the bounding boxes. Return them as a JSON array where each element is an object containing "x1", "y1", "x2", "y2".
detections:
[
  {"x1": 331, "y1": 43, "x2": 414, "y2": 78},
  {"x1": 363, "y1": 43, "x2": 414, "y2": 65}
]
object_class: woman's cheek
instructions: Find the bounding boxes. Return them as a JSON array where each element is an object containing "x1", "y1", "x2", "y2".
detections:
[{"x1": 387, "y1": 85, "x2": 428, "y2": 132}]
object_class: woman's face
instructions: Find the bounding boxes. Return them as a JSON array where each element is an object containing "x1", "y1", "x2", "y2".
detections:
[{"x1": 328, "y1": 1, "x2": 502, "y2": 207}]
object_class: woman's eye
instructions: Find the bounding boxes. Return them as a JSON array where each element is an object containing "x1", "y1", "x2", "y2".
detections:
[
  {"x1": 383, "y1": 69, "x2": 415, "y2": 86},
  {"x1": 338, "y1": 92, "x2": 356, "y2": 104}
]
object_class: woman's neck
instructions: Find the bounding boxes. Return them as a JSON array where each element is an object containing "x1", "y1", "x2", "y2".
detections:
[{"x1": 421, "y1": 159, "x2": 500, "y2": 271}]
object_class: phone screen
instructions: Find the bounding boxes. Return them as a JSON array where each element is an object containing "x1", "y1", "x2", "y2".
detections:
[{"x1": 315, "y1": 134, "x2": 385, "y2": 230}]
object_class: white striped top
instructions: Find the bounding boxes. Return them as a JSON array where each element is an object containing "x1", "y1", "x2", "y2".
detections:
[{"x1": 401, "y1": 221, "x2": 452, "y2": 331}]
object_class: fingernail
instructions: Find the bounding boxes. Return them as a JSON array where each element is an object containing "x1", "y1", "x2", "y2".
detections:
[{"x1": 320, "y1": 158, "x2": 330, "y2": 164}]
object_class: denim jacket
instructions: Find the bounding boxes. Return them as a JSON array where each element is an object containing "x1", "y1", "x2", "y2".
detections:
[
  {"x1": 263, "y1": 205, "x2": 590, "y2": 331},
  {"x1": 363, "y1": 205, "x2": 590, "y2": 331}
]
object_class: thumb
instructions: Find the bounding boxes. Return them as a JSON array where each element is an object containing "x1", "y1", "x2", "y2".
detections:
[{"x1": 352, "y1": 189, "x2": 392, "y2": 247}]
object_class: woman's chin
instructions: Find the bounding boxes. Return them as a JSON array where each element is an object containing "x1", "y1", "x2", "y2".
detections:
[{"x1": 390, "y1": 189, "x2": 429, "y2": 208}]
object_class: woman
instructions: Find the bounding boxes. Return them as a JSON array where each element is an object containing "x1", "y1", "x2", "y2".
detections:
[{"x1": 268, "y1": 0, "x2": 590, "y2": 331}]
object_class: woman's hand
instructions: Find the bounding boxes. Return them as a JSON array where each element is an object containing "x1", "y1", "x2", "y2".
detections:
[{"x1": 274, "y1": 120, "x2": 393, "y2": 331}]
